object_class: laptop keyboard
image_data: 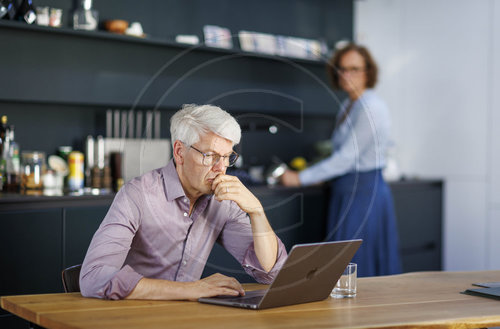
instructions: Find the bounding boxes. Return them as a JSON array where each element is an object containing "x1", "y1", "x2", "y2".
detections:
[{"x1": 236, "y1": 295, "x2": 263, "y2": 304}]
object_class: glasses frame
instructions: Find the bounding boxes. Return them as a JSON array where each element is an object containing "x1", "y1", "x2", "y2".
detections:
[
  {"x1": 189, "y1": 145, "x2": 239, "y2": 168},
  {"x1": 337, "y1": 66, "x2": 367, "y2": 75}
]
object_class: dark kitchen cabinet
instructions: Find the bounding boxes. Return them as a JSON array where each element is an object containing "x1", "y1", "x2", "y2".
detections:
[
  {"x1": 0, "y1": 195, "x2": 114, "y2": 329},
  {"x1": 391, "y1": 181, "x2": 443, "y2": 272},
  {"x1": 0, "y1": 209, "x2": 62, "y2": 296},
  {"x1": 64, "y1": 206, "x2": 108, "y2": 269},
  {"x1": 0, "y1": 209, "x2": 63, "y2": 329}
]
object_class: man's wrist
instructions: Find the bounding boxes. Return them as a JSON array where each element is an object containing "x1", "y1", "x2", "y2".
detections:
[{"x1": 247, "y1": 207, "x2": 265, "y2": 218}]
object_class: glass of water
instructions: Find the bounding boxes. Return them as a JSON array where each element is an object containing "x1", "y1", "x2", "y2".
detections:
[{"x1": 331, "y1": 263, "x2": 357, "y2": 298}]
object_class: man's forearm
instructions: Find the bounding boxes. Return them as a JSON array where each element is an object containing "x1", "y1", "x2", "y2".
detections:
[
  {"x1": 249, "y1": 211, "x2": 278, "y2": 272},
  {"x1": 125, "y1": 274, "x2": 245, "y2": 301},
  {"x1": 125, "y1": 277, "x2": 196, "y2": 300}
]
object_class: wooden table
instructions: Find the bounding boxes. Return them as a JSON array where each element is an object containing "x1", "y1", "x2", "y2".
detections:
[{"x1": 2, "y1": 271, "x2": 500, "y2": 329}]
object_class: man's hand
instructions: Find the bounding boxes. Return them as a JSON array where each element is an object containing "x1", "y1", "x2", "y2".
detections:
[
  {"x1": 212, "y1": 174, "x2": 278, "y2": 272},
  {"x1": 187, "y1": 273, "x2": 245, "y2": 301},
  {"x1": 212, "y1": 174, "x2": 264, "y2": 216},
  {"x1": 126, "y1": 273, "x2": 244, "y2": 301}
]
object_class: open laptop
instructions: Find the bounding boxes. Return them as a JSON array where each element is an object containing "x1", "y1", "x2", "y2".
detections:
[{"x1": 198, "y1": 239, "x2": 362, "y2": 309}]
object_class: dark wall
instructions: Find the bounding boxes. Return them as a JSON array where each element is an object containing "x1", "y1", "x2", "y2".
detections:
[{"x1": 0, "y1": 0, "x2": 352, "y2": 166}]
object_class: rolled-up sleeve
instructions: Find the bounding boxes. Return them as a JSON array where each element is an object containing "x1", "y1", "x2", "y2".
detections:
[
  {"x1": 80, "y1": 182, "x2": 144, "y2": 299},
  {"x1": 218, "y1": 202, "x2": 287, "y2": 284},
  {"x1": 241, "y1": 239, "x2": 287, "y2": 284}
]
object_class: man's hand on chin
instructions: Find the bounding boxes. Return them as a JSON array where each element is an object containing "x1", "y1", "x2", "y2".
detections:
[{"x1": 211, "y1": 174, "x2": 264, "y2": 215}]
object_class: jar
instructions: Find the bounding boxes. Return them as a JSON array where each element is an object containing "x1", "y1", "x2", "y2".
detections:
[
  {"x1": 57, "y1": 146, "x2": 73, "y2": 162},
  {"x1": 21, "y1": 151, "x2": 46, "y2": 190}
]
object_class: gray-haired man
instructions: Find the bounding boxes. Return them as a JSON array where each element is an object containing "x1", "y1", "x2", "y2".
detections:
[{"x1": 80, "y1": 104, "x2": 287, "y2": 300}]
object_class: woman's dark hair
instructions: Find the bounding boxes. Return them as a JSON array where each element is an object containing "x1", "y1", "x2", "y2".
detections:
[{"x1": 327, "y1": 43, "x2": 378, "y2": 90}]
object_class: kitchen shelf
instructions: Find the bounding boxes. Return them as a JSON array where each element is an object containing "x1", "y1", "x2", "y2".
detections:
[{"x1": 0, "y1": 20, "x2": 328, "y2": 67}]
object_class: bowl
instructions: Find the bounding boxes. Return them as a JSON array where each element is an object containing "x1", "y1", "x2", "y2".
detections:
[{"x1": 104, "y1": 20, "x2": 129, "y2": 34}]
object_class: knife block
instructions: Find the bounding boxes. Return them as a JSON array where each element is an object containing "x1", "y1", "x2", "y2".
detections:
[{"x1": 103, "y1": 138, "x2": 171, "y2": 183}]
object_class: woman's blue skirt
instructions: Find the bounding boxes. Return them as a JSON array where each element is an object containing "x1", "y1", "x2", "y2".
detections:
[{"x1": 326, "y1": 169, "x2": 402, "y2": 277}]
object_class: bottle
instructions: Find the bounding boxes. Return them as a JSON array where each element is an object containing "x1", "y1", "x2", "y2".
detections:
[
  {"x1": 15, "y1": 0, "x2": 36, "y2": 24},
  {"x1": 68, "y1": 151, "x2": 84, "y2": 191},
  {"x1": 0, "y1": 115, "x2": 7, "y2": 155},
  {"x1": 73, "y1": 0, "x2": 98, "y2": 31},
  {"x1": 5, "y1": 125, "x2": 21, "y2": 192},
  {"x1": 84, "y1": 135, "x2": 94, "y2": 187},
  {"x1": 0, "y1": 116, "x2": 8, "y2": 190}
]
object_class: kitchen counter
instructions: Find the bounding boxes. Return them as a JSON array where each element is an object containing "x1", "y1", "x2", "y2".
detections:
[
  {"x1": 0, "y1": 179, "x2": 441, "y2": 211},
  {"x1": 0, "y1": 190, "x2": 115, "y2": 211}
]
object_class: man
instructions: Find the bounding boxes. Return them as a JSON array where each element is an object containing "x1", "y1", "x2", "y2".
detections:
[{"x1": 80, "y1": 104, "x2": 287, "y2": 300}]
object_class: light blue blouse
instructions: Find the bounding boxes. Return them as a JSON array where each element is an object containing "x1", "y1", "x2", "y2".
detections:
[{"x1": 299, "y1": 89, "x2": 392, "y2": 186}]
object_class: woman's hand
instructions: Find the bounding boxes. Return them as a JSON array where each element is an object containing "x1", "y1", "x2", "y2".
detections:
[{"x1": 280, "y1": 170, "x2": 301, "y2": 187}]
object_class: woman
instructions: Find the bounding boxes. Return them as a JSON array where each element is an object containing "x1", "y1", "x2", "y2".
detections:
[{"x1": 281, "y1": 43, "x2": 402, "y2": 277}]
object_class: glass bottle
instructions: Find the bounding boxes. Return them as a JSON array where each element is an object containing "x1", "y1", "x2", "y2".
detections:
[
  {"x1": 5, "y1": 125, "x2": 20, "y2": 192},
  {"x1": 0, "y1": 116, "x2": 8, "y2": 190},
  {"x1": 73, "y1": 0, "x2": 98, "y2": 31},
  {"x1": 0, "y1": 115, "x2": 6, "y2": 154}
]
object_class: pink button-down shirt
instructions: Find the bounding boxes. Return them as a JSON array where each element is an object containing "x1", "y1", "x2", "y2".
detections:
[{"x1": 80, "y1": 160, "x2": 287, "y2": 299}]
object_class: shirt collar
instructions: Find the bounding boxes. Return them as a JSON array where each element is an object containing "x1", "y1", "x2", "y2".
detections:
[
  {"x1": 162, "y1": 159, "x2": 187, "y2": 201},
  {"x1": 162, "y1": 159, "x2": 213, "y2": 205}
]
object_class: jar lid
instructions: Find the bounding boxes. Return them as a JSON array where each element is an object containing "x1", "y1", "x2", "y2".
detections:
[
  {"x1": 58, "y1": 146, "x2": 73, "y2": 153},
  {"x1": 48, "y1": 155, "x2": 69, "y2": 175},
  {"x1": 21, "y1": 151, "x2": 46, "y2": 160}
]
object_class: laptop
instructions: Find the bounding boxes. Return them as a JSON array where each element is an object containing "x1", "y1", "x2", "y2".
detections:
[{"x1": 198, "y1": 239, "x2": 362, "y2": 309}]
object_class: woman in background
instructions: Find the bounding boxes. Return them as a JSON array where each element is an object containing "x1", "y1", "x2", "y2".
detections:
[{"x1": 281, "y1": 43, "x2": 402, "y2": 277}]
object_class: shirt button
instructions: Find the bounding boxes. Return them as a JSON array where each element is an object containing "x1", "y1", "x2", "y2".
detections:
[
  {"x1": 182, "y1": 260, "x2": 187, "y2": 266},
  {"x1": 183, "y1": 212, "x2": 188, "y2": 217},
  {"x1": 184, "y1": 198, "x2": 188, "y2": 202}
]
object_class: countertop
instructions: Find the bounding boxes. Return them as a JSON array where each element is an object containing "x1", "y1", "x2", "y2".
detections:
[{"x1": 0, "y1": 179, "x2": 443, "y2": 211}]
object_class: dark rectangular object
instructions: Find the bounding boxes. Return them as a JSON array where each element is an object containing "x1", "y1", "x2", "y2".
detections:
[{"x1": 463, "y1": 287, "x2": 500, "y2": 301}]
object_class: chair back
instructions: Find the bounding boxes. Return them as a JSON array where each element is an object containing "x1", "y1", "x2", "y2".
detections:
[{"x1": 62, "y1": 264, "x2": 82, "y2": 293}]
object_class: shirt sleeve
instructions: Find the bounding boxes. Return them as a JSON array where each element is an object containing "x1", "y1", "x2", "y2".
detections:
[
  {"x1": 299, "y1": 96, "x2": 389, "y2": 185},
  {"x1": 217, "y1": 202, "x2": 287, "y2": 284},
  {"x1": 79, "y1": 182, "x2": 144, "y2": 300}
]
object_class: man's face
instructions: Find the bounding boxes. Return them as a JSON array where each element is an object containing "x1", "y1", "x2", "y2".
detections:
[{"x1": 181, "y1": 132, "x2": 234, "y2": 197}]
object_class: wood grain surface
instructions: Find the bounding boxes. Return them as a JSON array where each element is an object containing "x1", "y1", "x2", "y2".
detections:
[{"x1": 2, "y1": 271, "x2": 500, "y2": 329}]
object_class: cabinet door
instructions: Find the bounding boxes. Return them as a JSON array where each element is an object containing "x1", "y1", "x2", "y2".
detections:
[
  {"x1": 64, "y1": 205, "x2": 111, "y2": 268},
  {"x1": 392, "y1": 184, "x2": 443, "y2": 272},
  {"x1": 0, "y1": 209, "x2": 62, "y2": 296}
]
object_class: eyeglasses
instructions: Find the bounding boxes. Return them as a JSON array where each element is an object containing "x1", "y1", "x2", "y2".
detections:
[
  {"x1": 189, "y1": 145, "x2": 239, "y2": 167},
  {"x1": 337, "y1": 66, "x2": 366, "y2": 74}
]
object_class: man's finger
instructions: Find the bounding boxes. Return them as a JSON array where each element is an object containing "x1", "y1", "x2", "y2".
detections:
[
  {"x1": 212, "y1": 174, "x2": 238, "y2": 189},
  {"x1": 212, "y1": 275, "x2": 244, "y2": 294}
]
